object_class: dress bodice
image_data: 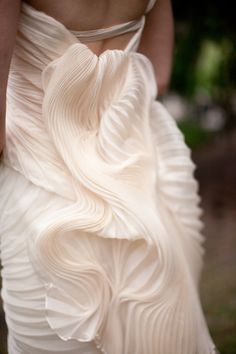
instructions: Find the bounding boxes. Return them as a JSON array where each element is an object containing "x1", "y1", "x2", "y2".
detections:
[{"x1": 5, "y1": 0, "x2": 158, "y2": 201}]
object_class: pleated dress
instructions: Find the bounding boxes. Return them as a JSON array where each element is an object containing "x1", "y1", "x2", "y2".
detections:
[{"x1": 0, "y1": 0, "x2": 219, "y2": 353}]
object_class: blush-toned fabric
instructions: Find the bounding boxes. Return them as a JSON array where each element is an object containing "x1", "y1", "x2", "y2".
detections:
[{"x1": 0, "y1": 1, "x2": 219, "y2": 353}]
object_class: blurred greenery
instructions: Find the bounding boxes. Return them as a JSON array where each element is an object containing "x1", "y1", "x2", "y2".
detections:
[
  {"x1": 171, "y1": 1, "x2": 236, "y2": 353},
  {"x1": 172, "y1": 29, "x2": 235, "y2": 100},
  {"x1": 177, "y1": 119, "x2": 215, "y2": 149},
  {"x1": 172, "y1": 0, "x2": 236, "y2": 99},
  {"x1": 195, "y1": 38, "x2": 233, "y2": 96},
  {"x1": 171, "y1": 0, "x2": 236, "y2": 151},
  {"x1": 200, "y1": 263, "x2": 236, "y2": 354}
]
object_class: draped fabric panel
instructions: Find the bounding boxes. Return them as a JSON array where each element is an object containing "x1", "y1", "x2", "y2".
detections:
[{"x1": 0, "y1": 1, "x2": 218, "y2": 353}]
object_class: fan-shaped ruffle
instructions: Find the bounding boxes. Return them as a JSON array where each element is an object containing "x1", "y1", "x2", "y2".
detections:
[{"x1": 1, "y1": 2, "x2": 217, "y2": 353}]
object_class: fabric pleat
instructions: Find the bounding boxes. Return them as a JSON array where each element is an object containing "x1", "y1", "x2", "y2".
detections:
[{"x1": 0, "y1": 1, "x2": 218, "y2": 353}]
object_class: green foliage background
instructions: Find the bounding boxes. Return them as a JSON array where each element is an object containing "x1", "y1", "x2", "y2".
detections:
[
  {"x1": 171, "y1": 0, "x2": 236, "y2": 150},
  {"x1": 171, "y1": 1, "x2": 236, "y2": 353}
]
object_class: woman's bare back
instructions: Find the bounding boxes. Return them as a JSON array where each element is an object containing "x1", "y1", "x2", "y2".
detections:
[{"x1": 24, "y1": 0, "x2": 150, "y2": 56}]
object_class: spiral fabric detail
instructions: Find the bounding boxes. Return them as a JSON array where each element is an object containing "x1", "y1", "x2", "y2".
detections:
[{"x1": 0, "y1": 1, "x2": 219, "y2": 353}]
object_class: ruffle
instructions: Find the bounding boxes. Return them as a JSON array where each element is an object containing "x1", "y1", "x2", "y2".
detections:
[
  {"x1": 24, "y1": 44, "x2": 211, "y2": 353},
  {"x1": 2, "y1": 2, "x2": 217, "y2": 353}
]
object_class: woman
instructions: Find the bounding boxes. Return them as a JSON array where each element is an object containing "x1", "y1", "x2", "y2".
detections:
[{"x1": 0, "y1": 0, "x2": 219, "y2": 353}]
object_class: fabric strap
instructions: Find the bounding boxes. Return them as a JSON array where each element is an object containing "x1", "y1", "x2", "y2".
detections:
[{"x1": 70, "y1": 0, "x2": 157, "y2": 42}]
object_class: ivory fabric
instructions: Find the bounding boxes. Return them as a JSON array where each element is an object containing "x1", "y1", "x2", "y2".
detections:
[{"x1": 0, "y1": 1, "x2": 218, "y2": 353}]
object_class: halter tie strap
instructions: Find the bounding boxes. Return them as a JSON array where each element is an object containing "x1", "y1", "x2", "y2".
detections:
[{"x1": 70, "y1": 0, "x2": 157, "y2": 42}]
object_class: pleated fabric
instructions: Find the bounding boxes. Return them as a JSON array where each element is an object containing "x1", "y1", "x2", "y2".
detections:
[{"x1": 0, "y1": 1, "x2": 218, "y2": 353}]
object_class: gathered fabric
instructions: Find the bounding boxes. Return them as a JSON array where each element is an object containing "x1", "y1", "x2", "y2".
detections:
[{"x1": 0, "y1": 1, "x2": 218, "y2": 353}]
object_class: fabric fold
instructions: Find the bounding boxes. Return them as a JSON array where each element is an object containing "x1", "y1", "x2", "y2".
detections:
[{"x1": 0, "y1": 1, "x2": 218, "y2": 353}]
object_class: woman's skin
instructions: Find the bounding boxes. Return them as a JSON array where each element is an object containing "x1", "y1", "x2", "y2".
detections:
[{"x1": 0, "y1": 0, "x2": 174, "y2": 155}]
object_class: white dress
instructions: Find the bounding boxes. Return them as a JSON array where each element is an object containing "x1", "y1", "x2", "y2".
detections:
[{"x1": 0, "y1": 1, "x2": 219, "y2": 353}]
